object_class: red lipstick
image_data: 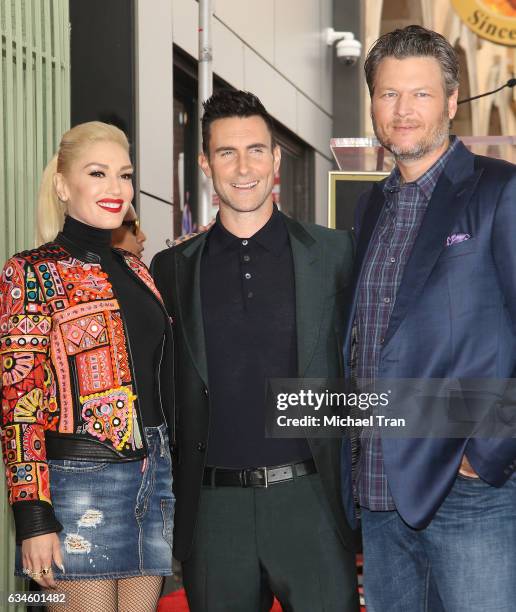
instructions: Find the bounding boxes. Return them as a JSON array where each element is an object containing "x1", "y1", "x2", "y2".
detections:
[{"x1": 97, "y1": 198, "x2": 124, "y2": 213}]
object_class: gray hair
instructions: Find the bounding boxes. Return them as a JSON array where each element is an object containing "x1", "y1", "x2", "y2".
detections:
[{"x1": 364, "y1": 25, "x2": 459, "y2": 98}]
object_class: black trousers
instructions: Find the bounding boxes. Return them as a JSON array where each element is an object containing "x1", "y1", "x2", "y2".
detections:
[{"x1": 182, "y1": 472, "x2": 360, "y2": 612}]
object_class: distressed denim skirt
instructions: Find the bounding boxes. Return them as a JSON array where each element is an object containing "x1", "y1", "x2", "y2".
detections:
[{"x1": 16, "y1": 423, "x2": 175, "y2": 580}]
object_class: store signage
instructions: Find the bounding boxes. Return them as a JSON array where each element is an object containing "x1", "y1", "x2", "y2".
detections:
[{"x1": 451, "y1": 0, "x2": 516, "y2": 46}]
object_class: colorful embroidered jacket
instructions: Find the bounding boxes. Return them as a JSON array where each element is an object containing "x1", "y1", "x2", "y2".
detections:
[{"x1": 0, "y1": 236, "x2": 174, "y2": 541}]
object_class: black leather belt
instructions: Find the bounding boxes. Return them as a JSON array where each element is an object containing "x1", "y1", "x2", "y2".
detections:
[
  {"x1": 45, "y1": 434, "x2": 145, "y2": 462},
  {"x1": 202, "y1": 458, "x2": 316, "y2": 488}
]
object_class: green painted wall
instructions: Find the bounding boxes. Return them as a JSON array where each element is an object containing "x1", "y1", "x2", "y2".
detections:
[{"x1": 1, "y1": 1, "x2": 70, "y2": 608}]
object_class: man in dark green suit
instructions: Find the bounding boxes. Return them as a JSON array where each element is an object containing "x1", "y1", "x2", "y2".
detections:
[{"x1": 151, "y1": 90, "x2": 359, "y2": 611}]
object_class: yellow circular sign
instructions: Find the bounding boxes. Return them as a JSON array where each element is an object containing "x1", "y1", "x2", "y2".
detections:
[{"x1": 452, "y1": 0, "x2": 516, "y2": 45}]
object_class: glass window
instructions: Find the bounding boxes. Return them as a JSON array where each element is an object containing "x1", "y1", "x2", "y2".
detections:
[
  {"x1": 173, "y1": 50, "x2": 199, "y2": 237},
  {"x1": 274, "y1": 129, "x2": 314, "y2": 223}
]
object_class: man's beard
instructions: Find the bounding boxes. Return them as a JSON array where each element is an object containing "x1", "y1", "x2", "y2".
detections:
[{"x1": 372, "y1": 108, "x2": 450, "y2": 162}]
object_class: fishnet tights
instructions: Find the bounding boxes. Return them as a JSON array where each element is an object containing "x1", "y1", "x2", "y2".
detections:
[
  {"x1": 45, "y1": 576, "x2": 163, "y2": 612},
  {"x1": 118, "y1": 576, "x2": 163, "y2": 612}
]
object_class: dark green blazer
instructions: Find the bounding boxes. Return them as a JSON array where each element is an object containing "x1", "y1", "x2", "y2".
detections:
[{"x1": 151, "y1": 212, "x2": 359, "y2": 561}]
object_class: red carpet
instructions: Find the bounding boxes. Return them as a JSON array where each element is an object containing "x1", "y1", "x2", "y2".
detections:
[
  {"x1": 158, "y1": 589, "x2": 365, "y2": 611},
  {"x1": 158, "y1": 555, "x2": 365, "y2": 611},
  {"x1": 158, "y1": 590, "x2": 283, "y2": 611}
]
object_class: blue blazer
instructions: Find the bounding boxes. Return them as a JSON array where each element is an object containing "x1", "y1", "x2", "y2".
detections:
[{"x1": 342, "y1": 141, "x2": 516, "y2": 529}]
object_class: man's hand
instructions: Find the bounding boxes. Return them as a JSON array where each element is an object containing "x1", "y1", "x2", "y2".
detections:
[{"x1": 459, "y1": 455, "x2": 480, "y2": 478}]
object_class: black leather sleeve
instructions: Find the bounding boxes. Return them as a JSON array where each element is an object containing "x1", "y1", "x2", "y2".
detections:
[{"x1": 12, "y1": 500, "x2": 63, "y2": 544}]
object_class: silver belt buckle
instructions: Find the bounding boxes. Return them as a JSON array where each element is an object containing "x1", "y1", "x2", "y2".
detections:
[{"x1": 257, "y1": 466, "x2": 269, "y2": 488}]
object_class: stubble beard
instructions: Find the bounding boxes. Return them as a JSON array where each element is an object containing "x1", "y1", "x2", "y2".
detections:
[{"x1": 372, "y1": 107, "x2": 450, "y2": 162}]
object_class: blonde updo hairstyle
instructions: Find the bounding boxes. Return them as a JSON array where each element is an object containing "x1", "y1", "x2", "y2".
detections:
[{"x1": 36, "y1": 121, "x2": 130, "y2": 245}]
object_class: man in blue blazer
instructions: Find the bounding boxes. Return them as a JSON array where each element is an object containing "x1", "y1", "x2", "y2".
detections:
[{"x1": 342, "y1": 25, "x2": 516, "y2": 611}]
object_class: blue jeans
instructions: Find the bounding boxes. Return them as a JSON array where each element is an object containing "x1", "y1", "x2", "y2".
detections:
[{"x1": 361, "y1": 474, "x2": 516, "y2": 612}]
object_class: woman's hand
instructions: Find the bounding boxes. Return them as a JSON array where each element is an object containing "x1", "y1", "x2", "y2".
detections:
[
  {"x1": 170, "y1": 219, "x2": 215, "y2": 246},
  {"x1": 21, "y1": 533, "x2": 64, "y2": 589}
]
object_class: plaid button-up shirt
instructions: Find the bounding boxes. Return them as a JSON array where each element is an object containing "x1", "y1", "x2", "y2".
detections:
[{"x1": 355, "y1": 137, "x2": 458, "y2": 510}]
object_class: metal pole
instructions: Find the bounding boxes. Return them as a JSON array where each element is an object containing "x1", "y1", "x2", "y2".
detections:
[{"x1": 198, "y1": 0, "x2": 213, "y2": 226}]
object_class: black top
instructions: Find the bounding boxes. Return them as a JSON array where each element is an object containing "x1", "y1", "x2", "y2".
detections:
[
  {"x1": 200, "y1": 206, "x2": 311, "y2": 468},
  {"x1": 63, "y1": 216, "x2": 166, "y2": 427}
]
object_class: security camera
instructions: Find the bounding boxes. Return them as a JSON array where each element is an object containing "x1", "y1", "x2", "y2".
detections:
[
  {"x1": 325, "y1": 27, "x2": 362, "y2": 66},
  {"x1": 335, "y1": 37, "x2": 362, "y2": 65}
]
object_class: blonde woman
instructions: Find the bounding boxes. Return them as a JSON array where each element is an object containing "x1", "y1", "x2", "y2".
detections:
[{"x1": 0, "y1": 122, "x2": 174, "y2": 611}]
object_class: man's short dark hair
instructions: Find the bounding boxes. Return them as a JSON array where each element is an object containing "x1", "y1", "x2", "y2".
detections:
[
  {"x1": 201, "y1": 89, "x2": 276, "y2": 156},
  {"x1": 364, "y1": 25, "x2": 459, "y2": 98}
]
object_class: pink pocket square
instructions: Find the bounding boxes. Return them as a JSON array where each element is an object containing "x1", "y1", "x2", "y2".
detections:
[{"x1": 446, "y1": 233, "x2": 471, "y2": 247}]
